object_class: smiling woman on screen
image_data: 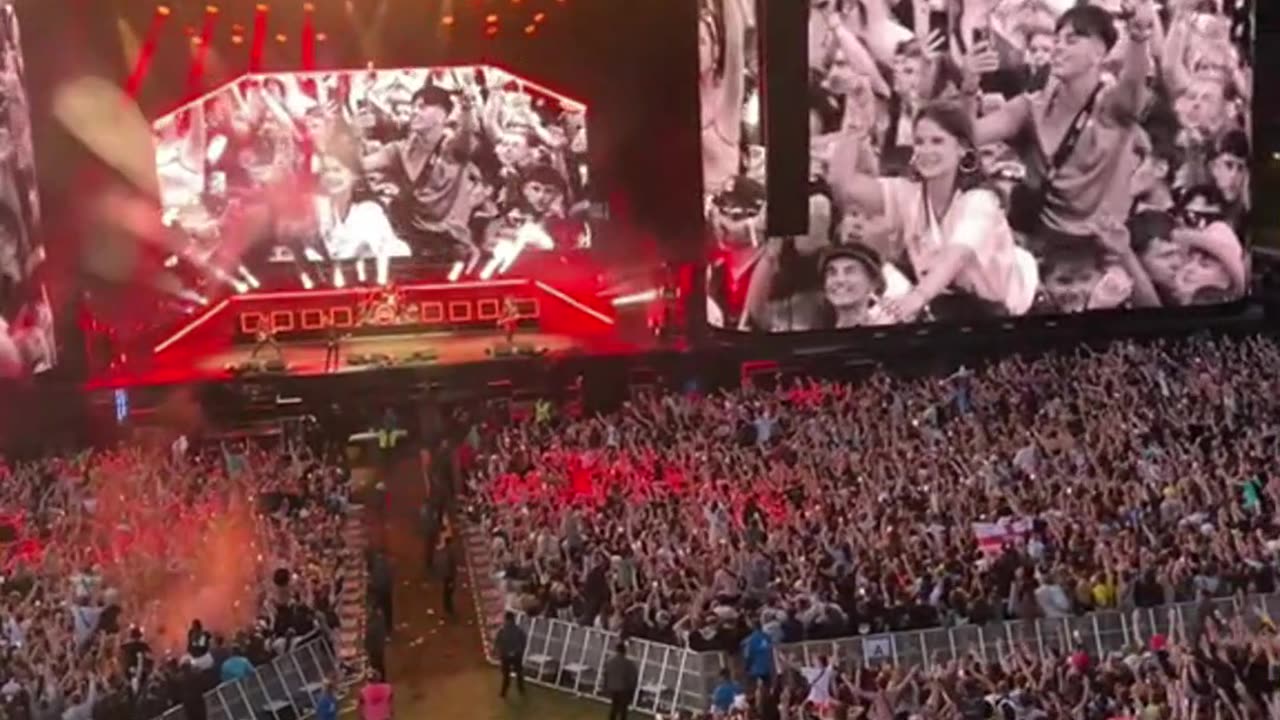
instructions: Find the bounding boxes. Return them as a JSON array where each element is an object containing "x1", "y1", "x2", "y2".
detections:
[
  {"x1": 829, "y1": 101, "x2": 1038, "y2": 324},
  {"x1": 311, "y1": 128, "x2": 410, "y2": 265}
]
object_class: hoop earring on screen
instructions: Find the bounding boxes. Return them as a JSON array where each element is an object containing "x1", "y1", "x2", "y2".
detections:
[{"x1": 958, "y1": 150, "x2": 979, "y2": 175}]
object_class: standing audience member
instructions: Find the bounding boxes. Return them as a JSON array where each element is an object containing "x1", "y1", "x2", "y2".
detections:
[
  {"x1": 495, "y1": 611, "x2": 528, "y2": 698},
  {"x1": 315, "y1": 680, "x2": 339, "y2": 720},
  {"x1": 357, "y1": 670, "x2": 393, "y2": 720},
  {"x1": 437, "y1": 535, "x2": 459, "y2": 618},
  {"x1": 604, "y1": 641, "x2": 638, "y2": 720},
  {"x1": 365, "y1": 606, "x2": 388, "y2": 680}
]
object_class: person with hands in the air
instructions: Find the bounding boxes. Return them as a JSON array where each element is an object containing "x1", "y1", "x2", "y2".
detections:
[
  {"x1": 828, "y1": 102, "x2": 1037, "y2": 324},
  {"x1": 964, "y1": 1, "x2": 1155, "y2": 248}
]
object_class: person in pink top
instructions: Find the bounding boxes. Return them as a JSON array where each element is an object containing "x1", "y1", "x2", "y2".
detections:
[{"x1": 358, "y1": 670, "x2": 393, "y2": 720}]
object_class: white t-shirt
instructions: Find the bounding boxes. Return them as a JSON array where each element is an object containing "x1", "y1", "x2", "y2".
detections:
[
  {"x1": 877, "y1": 179, "x2": 1037, "y2": 315},
  {"x1": 312, "y1": 197, "x2": 411, "y2": 260},
  {"x1": 801, "y1": 663, "x2": 834, "y2": 706}
]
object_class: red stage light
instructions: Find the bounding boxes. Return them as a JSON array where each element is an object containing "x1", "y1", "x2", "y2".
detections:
[
  {"x1": 303, "y1": 2, "x2": 314, "y2": 11},
  {"x1": 156, "y1": 5, "x2": 171, "y2": 16},
  {"x1": 275, "y1": 33, "x2": 287, "y2": 43},
  {"x1": 534, "y1": 11, "x2": 545, "y2": 22},
  {"x1": 524, "y1": 24, "x2": 536, "y2": 34},
  {"x1": 441, "y1": 15, "x2": 454, "y2": 25},
  {"x1": 256, "y1": 3, "x2": 269, "y2": 11},
  {"x1": 315, "y1": 32, "x2": 327, "y2": 41},
  {"x1": 485, "y1": 25, "x2": 499, "y2": 36},
  {"x1": 485, "y1": 13, "x2": 498, "y2": 23},
  {"x1": 205, "y1": 5, "x2": 219, "y2": 14},
  {"x1": 231, "y1": 34, "x2": 244, "y2": 44}
]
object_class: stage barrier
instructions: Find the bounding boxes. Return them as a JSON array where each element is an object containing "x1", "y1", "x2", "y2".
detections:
[
  {"x1": 493, "y1": 593, "x2": 1280, "y2": 717},
  {"x1": 153, "y1": 635, "x2": 339, "y2": 720}
]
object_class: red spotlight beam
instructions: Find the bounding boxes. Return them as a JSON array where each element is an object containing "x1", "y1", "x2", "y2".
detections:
[
  {"x1": 250, "y1": 4, "x2": 268, "y2": 72},
  {"x1": 301, "y1": 4, "x2": 316, "y2": 71},
  {"x1": 186, "y1": 8, "x2": 219, "y2": 97},
  {"x1": 125, "y1": 9, "x2": 169, "y2": 98}
]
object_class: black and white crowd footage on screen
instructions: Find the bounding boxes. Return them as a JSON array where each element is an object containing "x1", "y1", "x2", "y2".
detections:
[
  {"x1": 154, "y1": 65, "x2": 592, "y2": 291},
  {"x1": 702, "y1": 0, "x2": 1252, "y2": 332},
  {"x1": 0, "y1": 0, "x2": 53, "y2": 378}
]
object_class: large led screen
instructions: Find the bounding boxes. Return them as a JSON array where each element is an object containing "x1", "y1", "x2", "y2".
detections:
[
  {"x1": 0, "y1": 0, "x2": 51, "y2": 378},
  {"x1": 153, "y1": 66, "x2": 590, "y2": 286},
  {"x1": 705, "y1": 0, "x2": 1253, "y2": 333}
]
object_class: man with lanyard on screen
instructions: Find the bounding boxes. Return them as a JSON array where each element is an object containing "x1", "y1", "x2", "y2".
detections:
[
  {"x1": 962, "y1": 2, "x2": 1155, "y2": 256},
  {"x1": 363, "y1": 84, "x2": 479, "y2": 264}
]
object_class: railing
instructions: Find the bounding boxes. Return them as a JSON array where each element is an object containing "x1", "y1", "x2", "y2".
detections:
[
  {"x1": 500, "y1": 593, "x2": 1280, "y2": 717},
  {"x1": 154, "y1": 636, "x2": 339, "y2": 720},
  {"x1": 778, "y1": 593, "x2": 1280, "y2": 670},
  {"x1": 512, "y1": 613, "x2": 717, "y2": 716}
]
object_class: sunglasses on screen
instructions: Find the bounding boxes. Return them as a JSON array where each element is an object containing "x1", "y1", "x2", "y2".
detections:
[
  {"x1": 714, "y1": 203, "x2": 763, "y2": 220},
  {"x1": 1179, "y1": 210, "x2": 1222, "y2": 228}
]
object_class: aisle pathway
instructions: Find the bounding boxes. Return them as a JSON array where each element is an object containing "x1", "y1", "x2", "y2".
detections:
[{"x1": 374, "y1": 447, "x2": 602, "y2": 720}]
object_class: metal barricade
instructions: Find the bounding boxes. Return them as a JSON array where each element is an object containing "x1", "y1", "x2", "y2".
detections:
[
  {"x1": 151, "y1": 636, "x2": 340, "y2": 720},
  {"x1": 775, "y1": 592, "x2": 1280, "y2": 672},
  {"x1": 493, "y1": 593, "x2": 1280, "y2": 716},
  {"x1": 510, "y1": 613, "x2": 713, "y2": 716},
  {"x1": 207, "y1": 637, "x2": 339, "y2": 720}
]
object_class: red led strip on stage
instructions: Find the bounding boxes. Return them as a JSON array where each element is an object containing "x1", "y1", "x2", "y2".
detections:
[{"x1": 153, "y1": 278, "x2": 611, "y2": 353}]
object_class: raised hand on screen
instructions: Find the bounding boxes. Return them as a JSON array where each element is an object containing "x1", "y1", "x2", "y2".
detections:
[
  {"x1": 922, "y1": 28, "x2": 946, "y2": 57},
  {"x1": 963, "y1": 43, "x2": 1001, "y2": 85},
  {"x1": 1089, "y1": 214, "x2": 1132, "y2": 257},
  {"x1": 1122, "y1": 0, "x2": 1157, "y2": 42}
]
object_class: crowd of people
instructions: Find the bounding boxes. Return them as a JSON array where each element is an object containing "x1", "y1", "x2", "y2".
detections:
[
  {"x1": 705, "y1": 0, "x2": 1252, "y2": 331},
  {"x1": 675, "y1": 608, "x2": 1280, "y2": 719},
  {"x1": 0, "y1": 438, "x2": 351, "y2": 720},
  {"x1": 155, "y1": 65, "x2": 592, "y2": 293},
  {"x1": 464, "y1": 333, "x2": 1280, "y2": 712}
]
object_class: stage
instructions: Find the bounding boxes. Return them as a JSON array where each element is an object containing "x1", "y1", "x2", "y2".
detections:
[
  {"x1": 84, "y1": 328, "x2": 661, "y2": 389},
  {"x1": 80, "y1": 267, "x2": 686, "y2": 389}
]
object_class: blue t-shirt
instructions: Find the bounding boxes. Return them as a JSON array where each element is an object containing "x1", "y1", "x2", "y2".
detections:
[
  {"x1": 316, "y1": 693, "x2": 339, "y2": 720},
  {"x1": 711, "y1": 680, "x2": 742, "y2": 712},
  {"x1": 220, "y1": 656, "x2": 253, "y2": 683},
  {"x1": 743, "y1": 630, "x2": 775, "y2": 678}
]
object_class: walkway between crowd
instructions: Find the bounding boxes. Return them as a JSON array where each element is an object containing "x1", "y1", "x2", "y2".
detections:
[{"x1": 374, "y1": 445, "x2": 601, "y2": 720}]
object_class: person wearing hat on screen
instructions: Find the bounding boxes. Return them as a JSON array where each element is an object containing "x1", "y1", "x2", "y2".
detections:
[
  {"x1": 815, "y1": 244, "x2": 896, "y2": 328},
  {"x1": 705, "y1": 176, "x2": 766, "y2": 328},
  {"x1": 363, "y1": 83, "x2": 480, "y2": 264}
]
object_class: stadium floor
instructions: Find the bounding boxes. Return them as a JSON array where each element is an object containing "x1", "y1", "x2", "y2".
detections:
[{"x1": 367, "y1": 449, "x2": 603, "y2": 720}]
